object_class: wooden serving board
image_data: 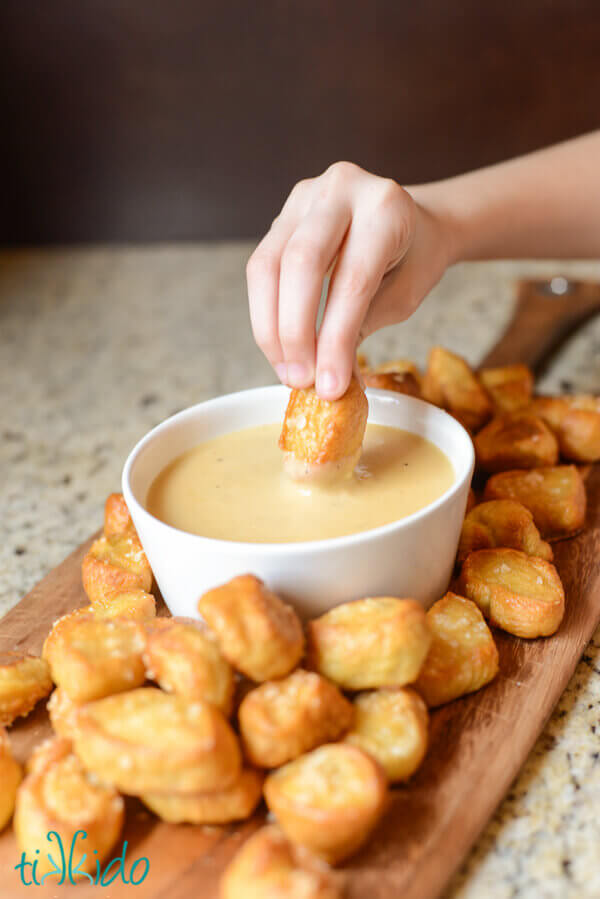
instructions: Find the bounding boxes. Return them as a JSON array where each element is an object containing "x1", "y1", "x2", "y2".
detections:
[{"x1": 1, "y1": 278, "x2": 600, "y2": 898}]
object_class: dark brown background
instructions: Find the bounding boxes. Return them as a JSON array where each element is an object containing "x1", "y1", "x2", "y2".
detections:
[{"x1": 2, "y1": 1, "x2": 599, "y2": 243}]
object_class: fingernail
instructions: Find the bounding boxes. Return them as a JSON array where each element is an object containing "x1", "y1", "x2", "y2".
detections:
[
  {"x1": 287, "y1": 362, "x2": 311, "y2": 387},
  {"x1": 316, "y1": 370, "x2": 338, "y2": 398},
  {"x1": 275, "y1": 363, "x2": 288, "y2": 384}
]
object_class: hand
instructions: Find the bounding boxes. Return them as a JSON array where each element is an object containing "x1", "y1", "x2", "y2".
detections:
[{"x1": 246, "y1": 161, "x2": 454, "y2": 400}]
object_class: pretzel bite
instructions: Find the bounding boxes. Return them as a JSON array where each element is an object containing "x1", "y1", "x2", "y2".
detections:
[
  {"x1": 356, "y1": 352, "x2": 370, "y2": 372},
  {"x1": 479, "y1": 364, "x2": 534, "y2": 413},
  {"x1": 371, "y1": 357, "x2": 422, "y2": 384},
  {"x1": 459, "y1": 548, "x2": 565, "y2": 638},
  {"x1": 466, "y1": 487, "x2": 476, "y2": 514},
  {"x1": 307, "y1": 597, "x2": 431, "y2": 690},
  {"x1": 344, "y1": 687, "x2": 428, "y2": 781},
  {"x1": 143, "y1": 617, "x2": 234, "y2": 714},
  {"x1": 484, "y1": 466, "x2": 586, "y2": 539},
  {"x1": 141, "y1": 767, "x2": 263, "y2": 823},
  {"x1": 363, "y1": 370, "x2": 421, "y2": 398},
  {"x1": 415, "y1": 593, "x2": 499, "y2": 706},
  {"x1": 239, "y1": 669, "x2": 354, "y2": 768},
  {"x1": 0, "y1": 653, "x2": 53, "y2": 727},
  {"x1": 42, "y1": 612, "x2": 146, "y2": 703},
  {"x1": 14, "y1": 737, "x2": 124, "y2": 879},
  {"x1": 82, "y1": 533, "x2": 152, "y2": 606},
  {"x1": 264, "y1": 743, "x2": 388, "y2": 864},
  {"x1": 0, "y1": 729, "x2": 22, "y2": 830},
  {"x1": 530, "y1": 395, "x2": 600, "y2": 463},
  {"x1": 422, "y1": 347, "x2": 493, "y2": 432},
  {"x1": 104, "y1": 492, "x2": 136, "y2": 538},
  {"x1": 457, "y1": 500, "x2": 553, "y2": 565},
  {"x1": 47, "y1": 688, "x2": 81, "y2": 741},
  {"x1": 92, "y1": 587, "x2": 157, "y2": 621},
  {"x1": 198, "y1": 575, "x2": 304, "y2": 682},
  {"x1": 278, "y1": 375, "x2": 368, "y2": 482},
  {"x1": 474, "y1": 413, "x2": 559, "y2": 473},
  {"x1": 220, "y1": 825, "x2": 343, "y2": 899},
  {"x1": 74, "y1": 687, "x2": 241, "y2": 793}
]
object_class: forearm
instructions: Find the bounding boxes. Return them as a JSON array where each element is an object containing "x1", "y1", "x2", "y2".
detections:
[{"x1": 409, "y1": 131, "x2": 600, "y2": 264}]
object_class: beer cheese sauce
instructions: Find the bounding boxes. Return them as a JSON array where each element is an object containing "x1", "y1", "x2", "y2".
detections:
[{"x1": 146, "y1": 423, "x2": 454, "y2": 544}]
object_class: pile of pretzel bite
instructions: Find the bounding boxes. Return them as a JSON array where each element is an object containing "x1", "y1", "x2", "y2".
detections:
[{"x1": 1, "y1": 345, "x2": 599, "y2": 899}]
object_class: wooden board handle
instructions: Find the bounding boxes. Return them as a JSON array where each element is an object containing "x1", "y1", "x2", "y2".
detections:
[{"x1": 480, "y1": 278, "x2": 600, "y2": 370}]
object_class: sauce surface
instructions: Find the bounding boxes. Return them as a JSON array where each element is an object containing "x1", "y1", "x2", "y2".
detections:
[{"x1": 146, "y1": 423, "x2": 454, "y2": 544}]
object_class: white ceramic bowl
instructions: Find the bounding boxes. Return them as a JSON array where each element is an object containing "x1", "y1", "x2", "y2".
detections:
[{"x1": 122, "y1": 386, "x2": 474, "y2": 619}]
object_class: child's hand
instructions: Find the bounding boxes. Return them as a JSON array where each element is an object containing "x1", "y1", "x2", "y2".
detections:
[{"x1": 246, "y1": 162, "x2": 453, "y2": 399}]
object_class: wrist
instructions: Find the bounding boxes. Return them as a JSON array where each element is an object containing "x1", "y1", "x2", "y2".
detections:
[{"x1": 406, "y1": 180, "x2": 474, "y2": 267}]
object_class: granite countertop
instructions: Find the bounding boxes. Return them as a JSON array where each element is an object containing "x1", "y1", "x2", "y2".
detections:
[{"x1": 1, "y1": 246, "x2": 600, "y2": 897}]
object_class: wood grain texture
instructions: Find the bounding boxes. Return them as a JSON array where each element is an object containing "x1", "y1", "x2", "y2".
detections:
[
  {"x1": 481, "y1": 279, "x2": 600, "y2": 370},
  {"x1": 0, "y1": 470, "x2": 599, "y2": 898}
]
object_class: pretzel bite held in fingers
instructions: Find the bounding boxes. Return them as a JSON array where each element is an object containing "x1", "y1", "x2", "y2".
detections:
[
  {"x1": 141, "y1": 767, "x2": 264, "y2": 824},
  {"x1": 42, "y1": 612, "x2": 146, "y2": 703},
  {"x1": 92, "y1": 588, "x2": 157, "y2": 621},
  {"x1": 415, "y1": 593, "x2": 499, "y2": 707},
  {"x1": 14, "y1": 737, "x2": 124, "y2": 879},
  {"x1": 530, "y1": 395, "x2": 600, "y2": 462},
  {"x1": 82, "y1": 533, "x2": 152, "y2": 605},
  {"x1": 239, "y1": 669, "x2": 354, "y2": 768},
  {"x1": 198, "y1": 575, "x2": 304, "y2": 682},
  {"x1": 457, "y1": 500, "x2": 553, "y2": 565},
  {"x1": 479, "y1": 364, "x2": 534, "y2": 413},
  {"x1": 220, "y1": 825, "x2": 344, "y2": 899},
  {"x1": 307, "y1": 597, "x2": 431, "y2": 690},
  {"x1": 484, "y1": 466, "x2": 586, "y2": 539},
  {"x1": 0, "y1": 653, "x2": 53, "y2": 727},
  {"x1": 47, "y1": 687, "x2": 81, "y2": 741},
  {"x1": 279, "y1": 375, "x2": 368, "y2": 482},
  {"x1": 422, "y1": 347, "x2": 493, "y2": 432},
  {"x1": 104, "y1": 492, "x2": 136, "y2": 538},
  {"x1": 459, "y1": 549, "x2": 565, "y2": 638},
  {"x1": 344, "y1": 687, "x2": 428, "y2": 782},
  {"x1": 74, "y1": 687, "x2": 241, "y2": 794},
  {"x1": 0, "y1": 729, "x2": 22, "y2": 830},
  {"x1": 143, "y1": 617, "x2": 234, "y2": 714},
  {"x1": 474, "y1": 412, "x2": 559, "y2": 473},
  {"x1": 264, "y1": 743, "x2": 387, "y2": 864},
  {"x1": 363, "y1": 370, "x2": 421, "y2": 398}
]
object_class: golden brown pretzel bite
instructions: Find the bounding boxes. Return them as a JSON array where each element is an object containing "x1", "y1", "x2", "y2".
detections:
[
  {"x1": 0, "y1": 728, "x2": 22, "y2": 831},
  {"x1": 74, "y1": 687, "x2": 241, "y2": 794},
  {"x1": 479, "y1": 364, "x2": 534, "y2": 413},
  {"x1": 220, "y1": 825, "x2": 344, "y2": 899},
  {"x1": 371, "y1": 357, "x2": 422, "y2": 384},
  {"x1": 198, "y1": 575, "x2": 304, "y2": 682},
  {"x1": 0, "y1": 653, "x2": 53, "y2": 727},
  {"x1": 42, "y1": 612, "x2": 146, "y2": 703},
  {"x1": 14, "y1": 737, "x2": 124, "y2": 879},
  {"x1": 530, "y1": 395, "x2": 600, "y2": 463},
  {"x1": 82, "y1": 533, "x2": 152, "y2": 605},
  {"x1": 278, "y1": 375, "x2": 368, "y2": 482},
  {"x1": 421, "y1": 346, "x2": 493, "y2": 432},
  {"x1": 264, "y1": 743, "x2": 388, "y2": 864},
  {"x1": 363, "y1": 370, "x2": 421, "y2": 398},
  {"x1": 457, "y1": 500, "x2": 553, "y2": 565},
  {"x1": 47, "y1": 688, "x2": 81, "y2": 741},
  {"x1": 143, "y1": 617, "x2": 234, "y2": 714},
  {"x1": 104, "y1": 492, "x2": 136, "y2": 538},
  {"x1": 141, "y1": 767, "x2": 263, "y2": 824},
  {"x1": 474, "y1": 412, "x2": 559, "y2": 473},
  {"x1": 415, "y1": 593, "x2": 499, "y2": 707},
  {"x1": 483, "y1": 466, "x2": 586, "y2": 539},
  {"x1": 459, "y1": 548, "x2": 565, "y2": 638},
  {"x1": 92, "y1": 588, "x2": 157, "y2": 621},
  {"x1": 239, "y1": 669, "x2": 354, "y2": 768},
  {"x1": 307, "y1": 597, "x2": 431, "y2": 690},
  {"x1": 344, "y1": 687, "x2": 428, "y2": 781}
]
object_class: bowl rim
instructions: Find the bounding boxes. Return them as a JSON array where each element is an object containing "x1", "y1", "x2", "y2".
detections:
[{"x1": 122, "y1": 385, "x2": 474, "y2": 555}]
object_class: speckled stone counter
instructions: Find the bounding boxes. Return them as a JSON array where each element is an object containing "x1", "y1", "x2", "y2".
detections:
[{"x1": 1, "y1": 247, "x2": 600, "y2": 897}]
